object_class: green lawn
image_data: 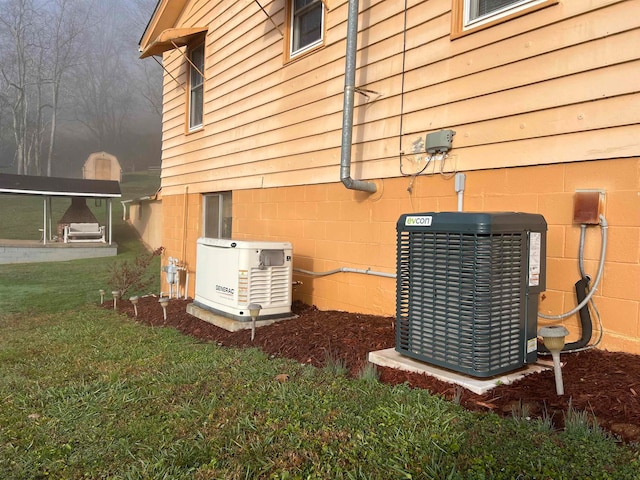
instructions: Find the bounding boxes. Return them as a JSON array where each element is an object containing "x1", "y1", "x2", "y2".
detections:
[
  {"x1": 0, "y1": 172, "x2": 161, "y2": 314},
  {"x1": 0, "y1": 173, "x2": 639, "y2": 478}
]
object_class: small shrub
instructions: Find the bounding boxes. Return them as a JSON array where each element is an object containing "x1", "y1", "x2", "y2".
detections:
[
  {"x1": 323, "y1": 351, "x2": 348, "y2": 376},
  {"x1": 510, "y1": 399, "x2": 530, "y2": 421},
  {"x1": 564, "y1": 401, "x2": 608, "y2": 440},
  {"x1": 357, "y1": 362, "x2": 380, "y2": 382},
  {"x1": 108, "y1": 246, "x2": 164, "y2": 297}
]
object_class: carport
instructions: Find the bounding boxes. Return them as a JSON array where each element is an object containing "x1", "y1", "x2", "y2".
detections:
[{"x1": 0, "y1": 174, "x2": 121, "y2": 246}]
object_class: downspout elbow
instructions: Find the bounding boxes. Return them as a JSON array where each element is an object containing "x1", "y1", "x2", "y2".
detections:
[
  {"x1": 339, "y1": 0, "x2": 377, "y2": 194},
  {"x1": 341, "y1": 173, "x2": 377, "y2": 193}
]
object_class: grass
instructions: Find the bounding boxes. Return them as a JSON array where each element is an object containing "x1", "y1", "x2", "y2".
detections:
[
  {"x1": 1, "y1": 308, "x2": 638, "y2": 479},
  {"x1": 0, "y1": 171, "x2": 161, "y2": 313},
  {"x1": 1, "y1": 172, "x2": 639, "y2": 478}
]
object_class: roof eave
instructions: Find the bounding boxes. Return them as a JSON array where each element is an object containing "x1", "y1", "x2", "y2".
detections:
[{"x1": 139, "y1": 0, "x2": 190, "y2": 53}]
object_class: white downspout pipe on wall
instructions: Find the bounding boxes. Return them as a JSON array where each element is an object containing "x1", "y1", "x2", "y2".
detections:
[
  {"x1": 340, "y1": 0, "x2": 377, "y2": 194},
  {"x1": 455, "y1": 173, "x2": 466, "y2": 212}
]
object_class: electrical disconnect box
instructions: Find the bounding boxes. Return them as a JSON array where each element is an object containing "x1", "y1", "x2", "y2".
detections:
[
  {"x1": 573, "y1": 190, "x2": 605, "y2": 225},
  {"x1": 425, "y1": 129, "x2": 456, "y2": 154}
]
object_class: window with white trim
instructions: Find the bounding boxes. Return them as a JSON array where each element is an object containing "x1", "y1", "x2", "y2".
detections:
[
  {"x1": 188, "y1": 42, "x2": 204, "y2": 131},
  {"x1": 287, "y1": 0, "x2": 324, "y2": 60},
  {"x1": 203, "y1": 192, "x2": 232, "y2": 239},
  {"x1": 452, "y1": 0, "x2": 556, "y2": 36}
]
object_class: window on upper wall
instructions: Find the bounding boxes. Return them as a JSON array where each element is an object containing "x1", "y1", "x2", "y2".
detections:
[
  {"x1": 203, "y1": 192, "x2": 232, "y2": 239},
  {"x1": 188, "y1": 42, "x2": 205, "y2": 131},
  {"x1": 452, "y1": 0, "x2": 557, "y2": 37},
  {"x1": 285, "y1": 0, "x2": 325, "y2": 61}
]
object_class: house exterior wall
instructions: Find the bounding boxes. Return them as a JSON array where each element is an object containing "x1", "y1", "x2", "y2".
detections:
[
  {"x1": 143, "y1": 0, "x2": 640, "y2": 353},
  {"x1": 162, "y1": 157, "x2": 640, "y2": 354},
  {"x1": 154, "y1": 0, "x2": 639, "y2": 196},
  {"x1": 128, "y1": 200, "x2": 163, "y2": 251}
]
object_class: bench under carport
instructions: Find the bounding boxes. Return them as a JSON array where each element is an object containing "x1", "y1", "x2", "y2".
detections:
[{"x1": 63, "y1": 222, "x2": 106, "y2": 243}]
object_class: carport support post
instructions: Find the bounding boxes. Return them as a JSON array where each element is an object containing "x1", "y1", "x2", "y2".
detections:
[
  {"x1": 48, "y1": 197, "x2": 52, "y2": 241},
  {"x1": 108, "y1": 199, "x2": 113, "y2": 245},
  {"x1": 42, "y1": 197, "x2": 47, "y2": 245}
]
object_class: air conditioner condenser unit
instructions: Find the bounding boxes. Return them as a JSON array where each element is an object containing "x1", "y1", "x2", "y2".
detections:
[
  {"x1": 396, "y1": 212, "x2": 547, "y2": 378},
  {"x1": 194, "y1": 238, "x2": 293, "y2": 321}
]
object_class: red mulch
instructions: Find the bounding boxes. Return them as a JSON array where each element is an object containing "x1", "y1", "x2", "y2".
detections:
[{"x1": 107, "y1": 296, "x2": 640, "y2": 443}]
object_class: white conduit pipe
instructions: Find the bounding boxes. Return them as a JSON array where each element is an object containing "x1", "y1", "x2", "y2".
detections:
[
  {"x1": 538, "y1": 214, "x2": 608, "y2": 320},
  {"x1": 455, "y1": 173, "x2": 466, "y2": 212},
  {"x1": 294, "y1": 267, "x2": 396, "y2": 279}
]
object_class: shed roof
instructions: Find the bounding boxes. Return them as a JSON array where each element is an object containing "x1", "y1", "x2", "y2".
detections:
[{"x1": 0, "y1": 174, "x2": 121, "y2": 198}]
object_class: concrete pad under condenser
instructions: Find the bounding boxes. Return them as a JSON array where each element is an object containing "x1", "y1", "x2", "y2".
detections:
[
  {"x1": 186, "y1": 303, "x2": 297, "y2": 332},
  {"x1": 368, "y1": 348, "x2": 549, "y2": 395}
]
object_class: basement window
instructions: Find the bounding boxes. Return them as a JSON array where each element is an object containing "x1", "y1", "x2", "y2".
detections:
[
  {"x1": 451, "y1": 0, "x2": 557, "y2": 37},
  {"x1": 203, "y1": 192, "x2": 232, "y2": 239},
  {"x1": 286, "y1": 0, "x2": 325, "y2": 61}
]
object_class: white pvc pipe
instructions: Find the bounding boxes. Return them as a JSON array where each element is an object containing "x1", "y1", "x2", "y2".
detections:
[{"x1": 455, "y1": 173, "x2": 466, "y2": 212}]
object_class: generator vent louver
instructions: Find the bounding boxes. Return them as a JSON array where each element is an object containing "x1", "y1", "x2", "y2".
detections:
[
  {"x1": 248, "y1": 266, "x2": 292, "y2": 305},
  {"x1": 396, "y1": 212, "x2": 546, "y2": 378}
]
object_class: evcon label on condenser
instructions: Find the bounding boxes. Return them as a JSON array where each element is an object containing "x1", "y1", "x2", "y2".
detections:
[{"x1": 404, "y1": 216, "x2": 433, "y2": 227}]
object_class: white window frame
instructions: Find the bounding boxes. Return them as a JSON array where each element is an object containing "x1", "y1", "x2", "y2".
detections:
[
  {"x1": 188, "y1": 42, "x2": 204, "y2": 131},
  {"x1": 452, "y1": 0, "x2": 557, "y2": 37},
  {"x1": 287, "y1": 0, "x2": 325, "y2": 60},
  {"x1": 465, "y1": 0, "x2": 545, "y2": 29},
  {"x1": 203, "y1": 192, "x2": 232, "y2": 239}
]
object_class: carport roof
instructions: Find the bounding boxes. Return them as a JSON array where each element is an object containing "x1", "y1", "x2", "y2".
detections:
[{"x1": 0, "y1": 174, "x2": 121, "y2": 198}]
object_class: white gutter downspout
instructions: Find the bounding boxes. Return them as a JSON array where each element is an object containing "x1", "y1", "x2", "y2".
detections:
[{"x1": 340, "y1": 0, "x2": 377, "y2": 193}]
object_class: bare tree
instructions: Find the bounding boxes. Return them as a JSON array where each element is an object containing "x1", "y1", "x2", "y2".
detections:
[
  {"x1": 0, "y1": 0, "x2": 161, "y2": 175},
  {"x1": 44, "y1": 0, "x2": 89, "y2": 176},
  {"x1": 0, "y1": 0, "x2": 89, "y2": 175},
  {"x1": 128, "y1": 0, "x2": 163, "y2": 116},
  {"x1": 74, "y1": 48, "x2": 133, "y2": 150},
  {"x1": 72, "y1": 1, "x2": 134, "y2": 151},
  {"x1": 0, "y1": 0, "x2": 35, "y2": 174}
]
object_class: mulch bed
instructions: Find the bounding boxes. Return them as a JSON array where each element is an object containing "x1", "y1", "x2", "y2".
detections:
[{"x1": 106, "y1": 296, "x2": 640, "y2": 443}]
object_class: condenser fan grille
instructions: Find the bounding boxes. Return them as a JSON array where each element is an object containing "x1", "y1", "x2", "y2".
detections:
[{"x1": 396, "y1": 213, "x2": 544, "y2": 378}]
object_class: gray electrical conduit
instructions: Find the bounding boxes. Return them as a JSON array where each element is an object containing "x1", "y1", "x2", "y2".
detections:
[
  {"x1": 538, "y1": 214, "x2": 608, "y2": 321},
  {"x1": 294, "y1": 267, "x2": 396, "y2": 279},
  {"x1": 293, "y1": 217, "x2": 607, "y2": 319},
  {"x1": 579, "y1": 223, "x2": 588, "y2": 279}
]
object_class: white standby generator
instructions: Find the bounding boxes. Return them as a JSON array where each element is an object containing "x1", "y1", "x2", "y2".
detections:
[{"x1": 194, "y1": 238, "x2": 293, "y2": 321}]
